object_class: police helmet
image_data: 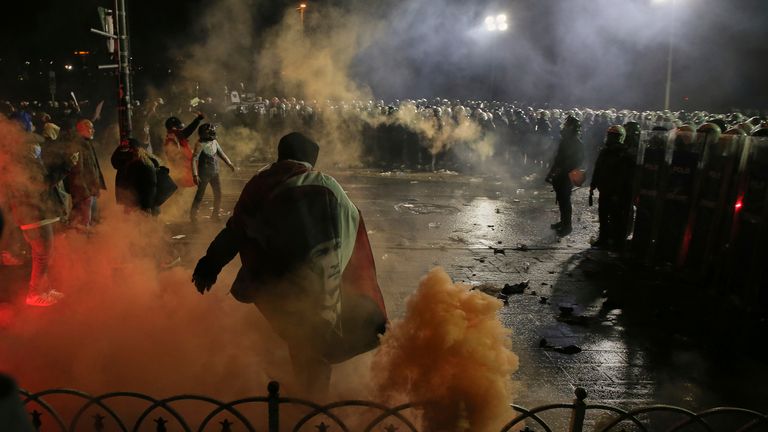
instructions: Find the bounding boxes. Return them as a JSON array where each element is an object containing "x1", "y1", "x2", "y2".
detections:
[{"x1": 606, "y1": 125, "x2": 627, "y2": 144}]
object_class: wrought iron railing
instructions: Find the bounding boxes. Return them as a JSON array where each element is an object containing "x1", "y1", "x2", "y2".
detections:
[{"x1": 19, "y1": 382, "x2": 768, "y2": 431}]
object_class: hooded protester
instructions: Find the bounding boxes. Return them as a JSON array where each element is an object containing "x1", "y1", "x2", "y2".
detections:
[
  {"x1": 546, "y1": 115, "x2": 584, "y2": 236},
  {"x1": 190, "y1": 123, "x2": 235, "y2": 222},
  {"x1": 163, "y1": 112, "x2": 204, "y2": 188},
  {"x1": 192, "y1": 132, "x2": 387, "y2": 395},
  {"x1": 111, "y1": 138, "x2": 163, "y2": 215}
]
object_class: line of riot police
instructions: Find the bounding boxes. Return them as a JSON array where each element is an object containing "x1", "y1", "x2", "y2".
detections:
[{"x1": 588, "y1": 116, "x2": 768, "y2": 313}]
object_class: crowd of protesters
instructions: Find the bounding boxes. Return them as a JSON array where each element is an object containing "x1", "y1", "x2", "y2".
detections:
[{"x1": 1, "y1": 93, "x2": 767, "y2": 308}]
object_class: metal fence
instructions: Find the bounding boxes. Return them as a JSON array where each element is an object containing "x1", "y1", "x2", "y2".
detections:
[{"x1": 20, "y1": 382, "x2": 768, "y2": 432}]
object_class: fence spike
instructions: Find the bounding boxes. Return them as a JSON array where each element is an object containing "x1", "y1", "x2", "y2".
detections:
[
  {"x1": 315, "y1": 421, "x2": 330, "y2": 431},
  {"x1": 220, "y1": 418, "x2": 233, "y2": 432},
  {"x1": 30, "y1": 410, "x2": 42, "y2": 431},
  {"x1": 154, "y1": 416, "x2": 168, "y2": 432},
  {"x1": 93, "y1": 413, "x2": 105, "y2": 431}
]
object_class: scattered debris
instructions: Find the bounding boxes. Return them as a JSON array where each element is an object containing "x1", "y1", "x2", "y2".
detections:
[
  {"x1": 493, "y1": 248, "x2": 506, "y2": 255},
  {"x1": 529, "y1": 290, "x2": 537, "y2": 296},
  {"x1": 558, "y1": 306, "x2": 574, "y2": 315},
  {"x1": 539, "y1": 338, "x2": 582, "y2": 355},
  {"x1": 472, "y1": 283, "x2": 500, "y2": 295},
  {"x1": 495, "y1": 208, "x2": 500, "y2": 214},
  {"x1": 171, "y1": 234, "x2": 186, "y2": 240},
  {"x1": 502, "y1": 280, "x2": 529, "y2": 295},
  {"x1": 557, "y1": 314, "x2": 591, "y2": 327},
  {"x1": 515, "y1": 244, "x2": 529, "y2": 251},
  {"x1": 428, "y1": 222, "x2": 441, "y2": 229},
  {"x1": 449, "y1": 235, "x2": 469, "y2": 244},
  {"x1": 539, "y1": 296, "x2": 549, "y2": 304}
]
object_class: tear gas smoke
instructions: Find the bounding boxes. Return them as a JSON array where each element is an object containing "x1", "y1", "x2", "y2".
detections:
[{"x1": 373, "y1": 267, "x2": 519, "y2": 431}]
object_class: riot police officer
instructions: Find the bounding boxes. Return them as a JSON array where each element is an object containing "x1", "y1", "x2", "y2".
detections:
[
  {"x1": 590, "y1": 125, "x2": 635, "y2": 249},
  {"x1": 546, "y1": 116, "x2": 584, "y2": 236}
]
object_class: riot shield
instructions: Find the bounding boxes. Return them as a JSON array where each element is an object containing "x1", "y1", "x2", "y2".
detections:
[
  {"x1": 656, "y1": 129, "x2": 703, "y2": 265},
  {"x1": 679, "y1": 132, "x2": 745, "y2": 270},
  {"x1": 721, "y1": 136, "x2": 768, "y2": 308},
  {"x1": 631, "y1": 129, "x2": 672, "y2": 262}
]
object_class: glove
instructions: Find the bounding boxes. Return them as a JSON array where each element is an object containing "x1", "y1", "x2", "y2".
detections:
[{"x1": 192, "y1": 256, "x2": 219, "y2": 294}]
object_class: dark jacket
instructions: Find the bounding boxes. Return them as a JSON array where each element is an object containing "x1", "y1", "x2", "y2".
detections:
[
  {"x1": 591, "y1": 145, "x2": 634, "y2": 195},
  {"x1": 550, "y1": 133, "x2": 584, "y2": 179},
  {"x1": 65, "y1": 136, "x2": 106, "y2": 199},
  {"x1": 111, "y1": 146, "x2": 159, "y2": 212}
]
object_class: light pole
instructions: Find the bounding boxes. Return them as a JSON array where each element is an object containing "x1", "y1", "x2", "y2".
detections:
[
  {"x1": 652, "y1": 0, "x2": 675, "y2": 111},
  {"x1": 483, "y1": 14, "x2": 508, "y2": 99},
  {"x1": 297, "y1": 3, "x2": 307, "y2": 29}
]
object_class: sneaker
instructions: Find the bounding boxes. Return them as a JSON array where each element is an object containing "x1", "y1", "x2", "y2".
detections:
[
  {"x1": 25, "y1": 289, "x2": 64, "y2": 307},
  {"x1": 556, "y1": 225, "x2": 573, "y2": 237},
  {"x1": 550, "y1": 222, "x2": 563, "y2": 230}
]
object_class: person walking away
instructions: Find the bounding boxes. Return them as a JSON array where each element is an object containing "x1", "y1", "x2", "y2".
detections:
[
  {"x1": 546, "y1": 115, "x2": 584, "y2": 237},
  {"x1": 192, "y1": 132, "x2": 387, "y2": 396},
  {"x1": 111, "y1": 138, "x2": 163, "y2": 215},
  {"x1": 190, "y1": 123, "x2": 235, "y2": 222}
]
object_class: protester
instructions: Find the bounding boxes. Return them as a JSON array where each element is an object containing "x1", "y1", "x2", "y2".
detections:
[
  {"x1": 111, "y1": 138, "x2": 163, "y2": 215},
  {"x1": 192, "y1": 132, "x2": 387, "y2": 395},
  {"x1": 190, "y1": 123, "x2": 235, "y2": 222},
  {"x1": 64, "y1": 119, "x2": 106, "y2": 229},
  {"x1": 164, "y1": 112, "x2": 204, "y2": 188},
  {"x1": 2, "y1": 117, "x2": 77, "y2": 306},
  {"x1": 0, "y1": 374, "x2": 34, "y2": 432}
]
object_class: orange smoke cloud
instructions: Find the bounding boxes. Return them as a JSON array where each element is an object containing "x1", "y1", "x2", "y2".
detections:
[{"x1": 372, "y1": 267, "x2": 519, "y2": 431}]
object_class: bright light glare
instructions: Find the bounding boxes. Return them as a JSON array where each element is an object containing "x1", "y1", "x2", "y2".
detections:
[
  {"x1": 484, "y1": 14, "x2": 508, "y2": 32},
  {"x1": 64, "y1": 65, "x2": 73, "y2": 71}
]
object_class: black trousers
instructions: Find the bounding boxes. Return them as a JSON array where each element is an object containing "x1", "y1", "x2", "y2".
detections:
[{"x1": 553, "y1": 174, "x2": 573, "y2": 227}]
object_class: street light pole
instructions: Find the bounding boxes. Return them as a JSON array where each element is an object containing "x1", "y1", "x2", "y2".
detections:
[
  {"x1": 664, "y1": 11, "x2": 673, "y2": 111},
  {"x1": 654, "y1": 0, "x2": 675, "y2": 111},
  {"x1": 297, "y1": 3, "x2": 307, "y2": 30},
  {"x1": 117, "y1": 0, "x2": 133, "y2": 142},
  {"x1": 483, "y1": 14, "x2": 508, "y2": 100}
]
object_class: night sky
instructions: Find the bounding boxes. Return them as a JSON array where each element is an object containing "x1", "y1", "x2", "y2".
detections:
[{"x1": 1, "y1": 0, "x2": 766, "y2": 111}]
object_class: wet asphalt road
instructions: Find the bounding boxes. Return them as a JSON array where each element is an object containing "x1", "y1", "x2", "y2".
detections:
[
  {"x1": 169, "y1": 163, "x2": 768, "y2": 411},
  {"x1": 2, "y1": 161, "x2": 767, "y2": 414}
]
